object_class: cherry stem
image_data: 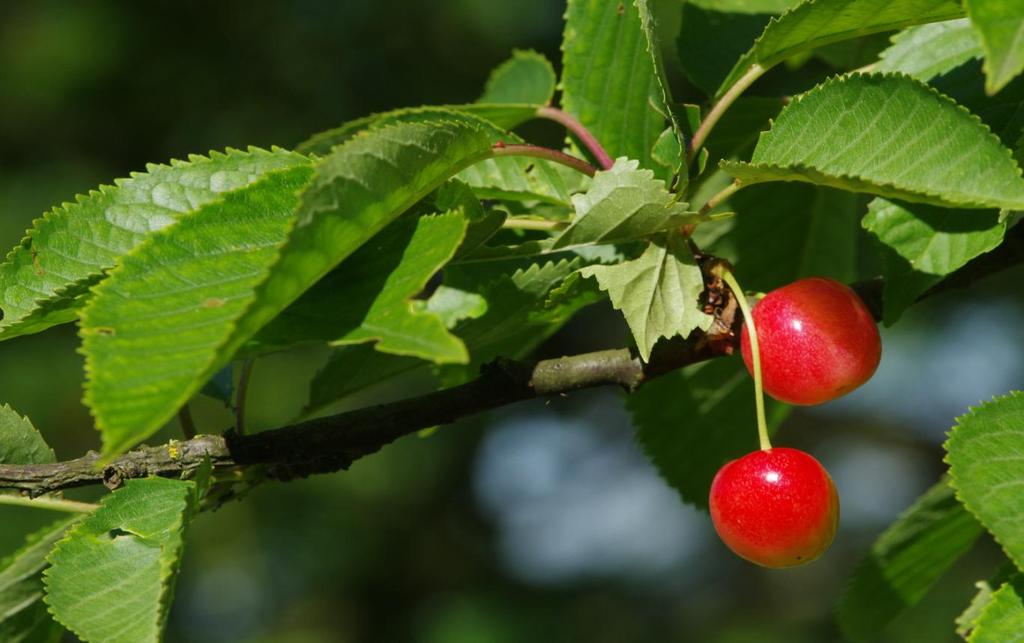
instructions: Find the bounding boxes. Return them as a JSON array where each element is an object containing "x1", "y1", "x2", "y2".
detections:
[
  {"x1": 535, "y1": 106, "x2": 615, "y2": 170},
  {"x1": 489, "y1": 143, "x2": 598, "y2": 177},
  {"x1": 687, "y1": 64, "x2": 764, "y2": 166},
  {"x1": 697, "y1": 180, "x2": 743, "y2": 217},
  {"x1": 722, "y1": 270, "x2": 772, "y2": 451}
]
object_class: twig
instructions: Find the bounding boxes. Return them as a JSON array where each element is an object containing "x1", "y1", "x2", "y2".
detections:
[
  {"x1": 688, "y1": 64, "x2": 764, "y2": 165},
  {"x1": 502, "y1": 218, "x2": 568, "y2": 232},
  {"x1": 489, "y1": 143, "x2": 598, "y2": 177},
  {"x1": 535, "y1": 106, "x2": 615, "y2": 170},
  {"x1": 0, "y1": 494, "x2": 98, "y2": 513},
  {"x1": 235, "y1": 358, "x2": 255, "y2": 435}
]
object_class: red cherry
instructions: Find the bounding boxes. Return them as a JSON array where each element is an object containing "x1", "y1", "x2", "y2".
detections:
[
  {"x1": 740, "y1": 277, "x2": 880, "y2": 405},
  {"x1": 709, "y1": 447, "x2": 839, "y2": 568}
]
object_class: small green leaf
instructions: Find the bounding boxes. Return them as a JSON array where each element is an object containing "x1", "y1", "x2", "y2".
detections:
[
  {"x1": 0, "y1": 519, "x2": 76, "y2": 643},
  {"x1": 957, "y1": 566, "x2": 1019, "y2": 639},
  {"x1": 552, "y1": 158, "x2": 697, "y2": 250},
  {"x1": 874, "y1": 19, "x2": 983, "y2": 81},
  {"x1": 331, "y1": 212, "x2": 471, "y2": 363},
  {"x1": 562, "y1": 0, "x2": 666, "y2": 168},
  {"x1": 0, "y1": 404, "x2": 54, "y2": 465},
  {"x1": 416, "y1": 286, "x2": 487, "y2": 328},
  {"x1": 434, "y1": 179, "x2": 506, "y2": 257},
  {"x1": 966, "y1": 575, "x2": 1024, "y2": 642},
  {"x1": 836, "y1": 479, "x2": 983, "y2": 642},
  {"x1": 44, "y1": 477, "x2": 198, "y2": 643},
  {"x1": 946, "y1": 391, "x2": 1024, "y2": 572},
  {"x1": 862, "y1": 198, "x2": 1005, "y2": 324},
  {"x1": 627, "y1": 357, "x2": 788, "y2": 508},
  {"x1": 580, "y1": 234, "x2": 712, "y2": 361},
  {"x1": 479, "y1": 50, "x2": 556, "y2": 105},
  {"x1": 636, "y1": 0, "x2": 686, "y2": 179},
  {"x1": 0, "y1": 148, "x2": 306, "y2": 342},
  {"x1": 716, "y1": 0, "x2": 964, "y2": 97},
  {"x1": 965, "y1": 0, "x2": 1024, "y2": 95},
  {"x1": 722, "y1": 73, "x2": 1024, "y2": 210}
]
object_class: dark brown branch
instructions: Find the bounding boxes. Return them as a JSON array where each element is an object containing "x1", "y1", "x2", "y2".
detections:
[{"x1": 0, "y1": 237, "x2": 1018, "y2": 498}]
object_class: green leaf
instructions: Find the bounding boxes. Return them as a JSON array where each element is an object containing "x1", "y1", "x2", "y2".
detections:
[
  {"x1": 479, "y1": 49, "x2": 556, "y2": 105},
  {"x1": 966, "y1": 575, "x2": 1024, "y2": 642},
  {"x1": 628, "y1": 357, "x2": 788, "y2": 509},
  {"x1": 44, "y1": 477, "x2": 198, "y2": 643},
  {"x1": 580, "y1": 233, "x2": 712, "y2": 361},
  {"x1": 874, "y1": 19, "x2": 983, "y2": 81},
  {"x1": 84, "y1": 120, "x2": 495, "y2": 457},
  {"x1": 0, "y1": 148, "x2": 307, "y2": 342},
  {"x1": 249, "y1": 210, "x2": 472, "y2": 361},
  {"x1": 702, "y1": 182, "x2": 863, "y2": 293},
  {"x1": 636, "y1": 0, "x2": 686, "y2": 179},
  {"x1": 417, "y1": 286, "x2": 488, "y2": 328},
  {"x1": 0, "y1": 519, "x2": 75, "y2": 643},
  {"x1": 552, "y1": 158, "x2": 697, "y2": 250},
  {"x1": 561, "y1": 0, "x2": 666, "y2": 168},
  {"x1": 715, "y1": 0, "x2": 964, "y2": 97},
  {"x1": 81, "y1": 164, "x2": 315, "y2": 456},
  {"x1": 331, "y1": 212, "x2": 470, "y2": 362},
  {"x1": 703, "y1": 97, "x2": 783, "y2": 165},
  {"x1": 434, "y1": 180, "x2": 506, "y2": 257},
  {"x1": 0, "y1": 404, "x2": 54, "y2": 465},
  {"x1": 862, "y1": 198, "x2": 1006, "y2": 324},
  {"x1": 678, "y1": 1, "x2": 773, "y2": 96},
  {"x1": 722, "y1": 73, "x2": 1024, "y2": 210},
  {"x1": 307, "y1": 345, "x2": 430, "y2": 414},
  {"x1": 946, "y1": 391, "x2": 1024, "y2": 572},
  {"x1": 297, "y1": 105, "x2": 537, "y2": 155},
  {"x1": 836, "y1": 479, "x2": 983, "y2": 642},
  {"x1": 957, "y1": 566, "x2": 1019, "y2": 639},
  {"x1": 965, "y1": 0, "x2": 1024, "y2": 95}
]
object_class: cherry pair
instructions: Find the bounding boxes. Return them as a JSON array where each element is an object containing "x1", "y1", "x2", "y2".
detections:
[{"x1": 709, "y1": 277, "x2": 880, "y2": 568}]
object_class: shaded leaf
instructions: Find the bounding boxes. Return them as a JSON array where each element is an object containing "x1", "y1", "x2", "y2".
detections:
[
  {"x1": 874, "y1": 19, "x2": 982, "y2": 81},
  {"x1": 722, "y1": 73, "x2": 1024, "y2": 210},
  {"x1": 957, "y1": 566, "x2": 1019, "y2": 639},
  {"x1": 678, "y1": 1, "x2": 773, "y2": 96},
  {"x1": 965, "y1": 0, "x2": 1024, "y2": 95},
  {"x1": 836, "y1": 479, "x2": 983, "y2": 642},
  {"x1": 562, "y1": 0, "x2": 665, "y2": 168},
  {"x1": 307, "y1": 345, "x2": 431, "y2": 414},
  {"x1": 946, "y1": 391, "x2": 1024, "y2": 571},
  {"x1": 716, "y1": 0, "x2": 964, "y2": 97},
  {"x1": 628, "y1": 357, "x2": 788, "y2": 509},
  {"x1": 862, "y1": 198, "x2": 1005, "y2": 324},
  {"x1": 580, "y1": 233, "x2": 712, "y2": 361},
  {"x1": 0, "y1": 148, "x2": 306, "y2": 342},
  {"x1": 44, "y1": 478, "x2": 198, "y2": 643},
  {"x1": 553, "y1": 158, "x2": 697, "y2": 250},
  {"x1": 0, "y1": 519, "x2": 75, "y2": 643},
  {"x1": 479, "y1": 49, "x2": 556, "y2": 105},
  {"x1": 636, "y1": 0, "x2": 686, "y2": 179}
]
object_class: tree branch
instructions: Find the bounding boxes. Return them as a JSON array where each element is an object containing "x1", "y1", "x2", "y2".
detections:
[{"x1": 0, "y1": 237, "x2": 1019, "y2": 498}]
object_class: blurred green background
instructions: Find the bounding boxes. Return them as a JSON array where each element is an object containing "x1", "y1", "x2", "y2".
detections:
[{"x1": 0, "y1": 2, "x2": 1021, "y2": 642}]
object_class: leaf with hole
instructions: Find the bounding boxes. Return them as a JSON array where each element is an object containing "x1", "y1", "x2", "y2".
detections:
[{"x1": 44, "y1": 478, "x2": 199, "y2": 643}]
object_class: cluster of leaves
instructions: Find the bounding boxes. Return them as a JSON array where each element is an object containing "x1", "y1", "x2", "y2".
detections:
[{"x1": 0, "y1": 0, "x2": 1022, "y2": 640}]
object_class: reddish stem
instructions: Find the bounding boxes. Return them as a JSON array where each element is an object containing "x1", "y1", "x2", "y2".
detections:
[
  {"x1": 489, "y1": 143, "x2": 598, "y2": 177},
  {"x1": 535, "y1": 106, "x2": 614, "y2": 170}
]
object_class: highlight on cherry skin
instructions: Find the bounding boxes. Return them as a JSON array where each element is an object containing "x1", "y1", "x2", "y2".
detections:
[
  {"x1": 709, "y1": 447, "x2": 839, "y2": 568},
  {"x1": 739, "y1": 277, "x2": 881, "y2": 406}
]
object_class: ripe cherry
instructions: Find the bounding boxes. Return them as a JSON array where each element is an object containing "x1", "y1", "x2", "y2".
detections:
[
  {"x1": 739, "y1": 277, "x2": 881, "y2": 406},
  {"x1": 709, "y1": 447, "x2": 839, "y2": 568}
]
